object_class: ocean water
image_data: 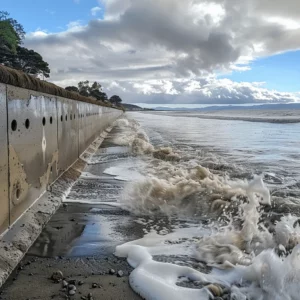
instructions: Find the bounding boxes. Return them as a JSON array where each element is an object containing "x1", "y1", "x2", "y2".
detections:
[
  {"x1": 107, "y1": 112, "x2": 300, "y2": 300},
  {"x1": 129, "y1": 111, "x2": 300, "y2": 196}
]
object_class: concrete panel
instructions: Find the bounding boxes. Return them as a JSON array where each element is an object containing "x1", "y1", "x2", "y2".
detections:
[
  {"x1": 0, "y1": 84, "x2": 9, "y2": 233},
  {"x1": 78, "y1": 102, "x2": 86, "y2": 156},
  {"x1": 7, "y1": 85, "x2": 59, "y2": 224},
  {"x1": 97, "y1": 106, "x2": 104, "y2": 133},
  {"x1": 57, "y1": 98, "x2": 79, "y2": 173},
  {"x1": 85, "y1": 105, "x2": 95, "y2": 148}
]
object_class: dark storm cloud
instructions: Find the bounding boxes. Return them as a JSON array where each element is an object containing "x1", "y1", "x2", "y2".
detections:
[{"x1": 24, "y1": 0, "x2": 300, "y2": 103}]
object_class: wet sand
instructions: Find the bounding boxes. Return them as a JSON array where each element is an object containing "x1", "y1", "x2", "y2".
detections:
[{"x1": 0, "y1": 127, "x2": 143, "y2": 300}]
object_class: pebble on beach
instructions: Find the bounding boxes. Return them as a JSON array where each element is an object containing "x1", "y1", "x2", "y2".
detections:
[
  {"x1": 117, "y1": 270, "x2": 124, "y2": 277},
  {"x1": 206, "y1": 284, "x2": 223, "y2": 297},
  {"x1": 109, "y1": 268, "x2": 116, "y2": 275},
  {"x1": 62, "y1": 280, "x2": 68, "y2": 287},
  {"x1": 51, "y1": 270, "x2": 63, "y2": 282},
  {"x1": 68, "y1": 284, "x2": 76, "y2": 291}
]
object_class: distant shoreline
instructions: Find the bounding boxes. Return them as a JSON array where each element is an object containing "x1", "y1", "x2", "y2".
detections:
[
  {"x1": 188, "y1": 114, "x2": 300, "y2": 124},
  {"x1": 134, "y1": 103, "x2": 300, "y2": 112},
  {"x1": 137, "y1": 109, "x2": 300, "y2": 124}
]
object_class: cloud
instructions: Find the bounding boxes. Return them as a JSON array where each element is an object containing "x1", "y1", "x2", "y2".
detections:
[
  {"x1": 102, "y1": 77, "x2": 300, "y2": 104},
  {"x1": 66, "y1": 20, "x2": 83, "y2": 31},
  {"x1": 24, "y1": 0, "x2": 300, "y2": 103},
  {"x1": 91, "y1": 6, "x2": 102, "y2": 16}
]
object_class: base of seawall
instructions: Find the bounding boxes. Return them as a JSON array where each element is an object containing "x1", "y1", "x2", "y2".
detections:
[{"x1": 0, "y1": 125, "x2": 116, "y2": 288}]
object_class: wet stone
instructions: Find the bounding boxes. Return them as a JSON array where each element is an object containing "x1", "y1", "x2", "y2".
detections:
[
  {"x1": 117, "y1": 270, "x2": 124, "y2": 277},
  {"x1": 207, "y1": 284, "x2": 223, "y2": 297},
  {"x1": 109, "y1": 268, "x2": 116, "y2": 275},
  {"x1": 62, "y1": 280, "x2": 68, "y2": 287},
  {"x1": 68, "y1": 284, "x2": 76, "y2": 291},
  {"x1": 51, "y1": 270, "x2": 63, "y2": 282},
  {"x1": 69, "y1": 289, "x2": 76, "y2": 296}
]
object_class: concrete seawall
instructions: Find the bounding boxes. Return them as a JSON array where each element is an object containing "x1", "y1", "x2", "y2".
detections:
[{"x1": 0, "y1": 82, "x2": 122, "y2": 235}]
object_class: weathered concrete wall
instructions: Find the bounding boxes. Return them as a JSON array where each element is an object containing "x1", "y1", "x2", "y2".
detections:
[
  {"x1": 0, "y1": 84, "x2": 9, "y2": 234},
  {"x1": 0, "y1": 83, "x2": 122, "y2": 234}
]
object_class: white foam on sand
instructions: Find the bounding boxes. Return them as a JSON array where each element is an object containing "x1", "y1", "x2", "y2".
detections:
[
  {"x1": 116, "y1": 227, "x2": 214, "y2": 300},
  {"x1": 115, "y1": 176, "x2": 300, "y2": 300}
]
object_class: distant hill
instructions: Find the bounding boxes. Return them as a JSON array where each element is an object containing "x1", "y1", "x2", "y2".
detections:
[
  {"x1": 153, "y1": 103, "x2": 300, "y2": 111},
  {"x1": 122, "y1": 103, "x2": 152, "y2": 111}
]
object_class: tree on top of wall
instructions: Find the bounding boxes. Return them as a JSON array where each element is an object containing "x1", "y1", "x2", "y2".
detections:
[
  {"x1": 66, "y1": 81, "x2": 109, "y2": 102},
  {"x1": 65, "y1": 86, "x2": 80, "y2": 93},
  {"x1": 109, "y1": 95, "x2": 122, "y2": 105},
  {"x1": 0, "y1": 11, "x2": 50, "y2": 78},
  {"x1": 0, "y1": 20, "x2": 19, "y2": 55},
  {"x1": 12, "y1": 47, "x2": 50, "y2": 78}
]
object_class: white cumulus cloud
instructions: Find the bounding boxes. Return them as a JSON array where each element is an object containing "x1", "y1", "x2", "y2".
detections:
[
  {"x1": 24, "y1": 0, "x2": 300, "y2": 104},
  {"x1": 91, "y1": 6, "x2": 102, "y2": 16}
]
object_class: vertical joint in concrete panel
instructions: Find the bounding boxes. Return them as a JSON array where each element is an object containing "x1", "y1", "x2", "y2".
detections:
[
  {"x1": 0, "y1": 84, "x2": 9, "y2": 233},
  {"x1": 57, "y1": 98, "x2": 79, "y2": 174}
]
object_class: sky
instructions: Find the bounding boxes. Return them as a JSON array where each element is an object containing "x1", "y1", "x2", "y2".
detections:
[{"x1": 2, "y1": 0, "x2": 300, "y2": 105}]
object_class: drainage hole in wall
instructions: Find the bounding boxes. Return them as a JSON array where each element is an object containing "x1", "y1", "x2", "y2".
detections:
[
  {"x1": 74, "y1": 114, "x2": 76, "y2": 119},
  {"x1": 50, "y1": 116, "x2": 53, "y2": 124},
  {"x1": 70, "y1": 114, "x2": 72, "y2": 120},
  {"x1": 50, "y1": 166, "x2": 53, "y2": 172},
  {"x1": 65, "y1": 115, "x2": 68, "y2": 121},
  {"x1": 61, "y1": 115, "x2": 63, "y2": 122},
  {"x1": 42, "y1": 117, "x2": 46, "y2": 126},
  {"x1": 11, "y1": 120, "x2": 17, "y2": 131},
  {"x1": 25, "y1": 119, "x2": 30, "y2": 129},
  {"x1": 16, "y1": 188, "x2": 21, "y2": 200}
]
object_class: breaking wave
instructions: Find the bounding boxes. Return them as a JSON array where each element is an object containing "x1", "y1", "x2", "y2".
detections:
[
  {"x1": 113, "y1": 118, "x2": 181, "y2": 160},
  {"x1": 112, "y1": 116, "x2": 300, "y2": 300}
]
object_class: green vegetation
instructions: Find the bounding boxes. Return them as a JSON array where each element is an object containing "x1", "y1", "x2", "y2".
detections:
[
  {"x1": 0, "y1": 20, "x2": 19, "y2": 54},
  {"x1": 0, "y1": 11, "x2": 50, "y2": 78},
  {"x1": 109, "y1": 95, "x2": 122, "y2": 105},
  {"x1": 65, "y1": 81, "x2": 123, "y2": 106}
]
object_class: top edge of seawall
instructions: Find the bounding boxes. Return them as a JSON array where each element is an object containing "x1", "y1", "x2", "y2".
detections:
[{"x1": 0, "y1": 65, "x2": 122, "y2": 110}]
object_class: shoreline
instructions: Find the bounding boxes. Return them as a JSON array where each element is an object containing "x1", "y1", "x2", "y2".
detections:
[
  {"x1": 0, "y1": 125, "x2": 143, "y2": 300},
  {"x1": 141, "y1": 110, "x2": 300, "y2": 123}
]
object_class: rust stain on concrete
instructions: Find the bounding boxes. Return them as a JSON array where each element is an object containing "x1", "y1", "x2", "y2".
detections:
[
  {"x1": 9, "y1": 146, "x2": 30, "y2": 207},
  {"x1": 39, "y1": 150, "x2": 59, "y2": 188}
]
